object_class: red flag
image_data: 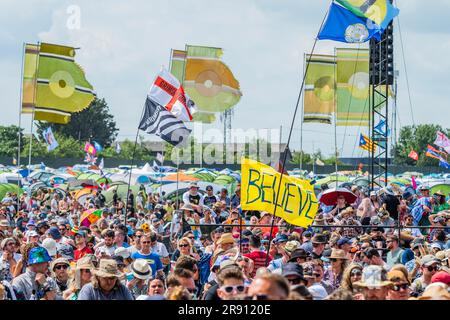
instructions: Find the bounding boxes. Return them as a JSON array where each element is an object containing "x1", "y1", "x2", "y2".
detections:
[{"x1": 408, "y1": 150, "x2": 418, "y2": 161}]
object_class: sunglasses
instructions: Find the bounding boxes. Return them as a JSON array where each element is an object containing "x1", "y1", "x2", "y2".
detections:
[
  {"x1": 141, "y1": 241, "x2": 152, "y2": 244},
  {"x1": 313, "y1": 273, "x2": 321, "y2": 278},
  {"x1": 179, "y1": 244, "x2": 190, "y2": 248},
  {"x1": 244, "y1": 294, "x2": 269, "y2": 300},
  {"x1": 54, "y1": 264, "x2": 69, "y2": 270},
  {"x1": 392, "y1": 283, "x2": 409, "y2": 291},
  {"x1": 351, "y1": 270, "x2": 362, "y2": 277},
  {"x1": 188, "y1": 237, "x2": 195, "y2": 240},
  {"x1": 329, "y1": 258, "x2": 337, "y2": 262},
  {"x1": 150, "y1": 284, "x2": 164, "y2": 288},
  {"x1": 221, "y1": 285, "x2": 245, "y2": 293},
  {"x1": 427, "y1": 265, "x2": 440, "y2": 272},
  {"x1": 288, "y1": 278, "x2": 303, "y2": 285}
]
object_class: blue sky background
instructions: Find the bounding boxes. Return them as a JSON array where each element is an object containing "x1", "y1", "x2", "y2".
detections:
[{"x1": 1, "y1": 0, "x2": 449, "y2": 158}]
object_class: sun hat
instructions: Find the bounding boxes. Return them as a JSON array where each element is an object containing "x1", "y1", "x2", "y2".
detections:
[
  {"x1": 431, "y1": 271, "x2": 450, "y2": 285},
  {"x1": 42, "y1": 238, "x2": 57, "y2": 256},
  {"x1": 51, "y1": 257, "x2": 70, "y2": 271},
  {"x1": 387, "y1": 270, "x2": 409, "y2": 285},
  {"x1": 0, "y1": 219, "x2": 11, "y2": 227},
  {"x1": 180, "y1": 204, "x2": 195, "y2": 212},
  {"x1": 329, "y1": 248, "x2": 348, "y2": 260},
  {"x1": 421, "y1": 255, "x2": 441, "y2": 267},
  {"x1": 417, "y1": 283, "x2": 450, "y2": 300},
  {"x1": 94, "y1": 259, "x2": 123, "y2": 278},
  {"x1": 217, "y1": 233, "x2": 235, "y2": 245},
  {"x1": 289, "y1": 249, "x2": 308, "y2": 262},
  {"x1": 189, "y1": 182, "x2": 199, "y2": 189},
  {"x1": 273, "y1": 234, "x2": 289, "y2": 244},
  {"x1": 353, "y1": 265, "x2": 392, "y2": 288},
  {"x1": 28, "y1": 246, "x2": 52, "y2": 265},
  {"x1": 1, "y1": 237, "x2": 14, "y2": 249},
  {"x1": 114, "y1": 247, "x2": 131, "y2": 259},
  {"x1": 311, "y1": 233, "x2": 327, "y2": 244},
  {"x1": 281, "y1": 263, "x2": 306, "y2": 281},
  {"x1": 48, "y1": 227, "x2": 62, "y2": 240},
  {"x1": 76, "y1": 255, "x2": 95, "y2": 270},
  {"x1": 284, "y1": 241, "x2": 301, "y2": 255}
]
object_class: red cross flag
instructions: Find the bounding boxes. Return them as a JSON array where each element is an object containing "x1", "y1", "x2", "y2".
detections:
[{"x1": 149, "y1": 67, "x2": 196, "y2": 122}]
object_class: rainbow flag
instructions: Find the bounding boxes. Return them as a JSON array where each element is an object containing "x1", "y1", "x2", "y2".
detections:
[
  {"x1": 68, "y1": 225, "x2": 79, "y2": 236},
  {"x1": 80, "y1": 209, "x2": 102, "y2": 227}
]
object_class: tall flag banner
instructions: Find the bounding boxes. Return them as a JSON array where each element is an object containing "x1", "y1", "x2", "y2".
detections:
[
  {"x1": 358, "y1": 133, "x2": 376, "y2": 152},
  {"x1": 156, "y1": 152, "x2": 164, "y2": 164},
  {"x1": 374, "y1": 119, "x2": 390, "y2": 137},
  {"x1": 315, "y1": 158, "x2": 325, "y2": 166},
  {"x1": 318, "y1": 2, "x2": 381, "y2": 43},
  {"x1": 439, "y1": 159, "x2": 450, "y2": 170},
  {"x1": 84, "y1": 142, "x2": 97, "y2": 156},
  {"x1": 21, "y1": 43, "x2": 95, "y2": 124},
  {"x1": 427, "y1": 144, "x2": 446, "y2": 156},
  {"x1": 149, "y1": 67, "x2": 196, "y2": 122},
  {"x1": 115, "y1": 142, "x2": 121, "y2": 154},
  {"x1": 408, "y1": 150, "x2": 419, "y2": 161},
  {"x1": 336, "y1": 48, "x2": 369, "y2": 126},
  {"x1": 93, "y1": 141, "x2": 103, "y2": 152},
  {"x1": 434, "y1": 131, "x2": 450, "y2": 154},
  {"x1": 98, "y1": 158, "x2": 104, "y2": 170},
  {"x1": 336, "y1": 0, "x2": 400, "y2": 31},
  {"x1": 426, "y1": 145, "x2": 441, "y2": 160},
  {"x1": 139, "y1": 97, "x2": 191, "y2": 147},
  {"x1": 411, "y1": 176, "x2": 417, "y2": 190},
  {"x1": 170, "y1": 50, "x2": 187, "y2": 83},
  {"x1": 170, "y1": 45, "x2": 242, "y2": 123},
  {"x1": 303, "y1": 54, "x2": 336, "y2": 124},
  {"x1": 240, "y1": 158, "x2": 318, "y2": 227},
  {"x1": 42, "y1": 127, "x2": 59, "y2": 151}
]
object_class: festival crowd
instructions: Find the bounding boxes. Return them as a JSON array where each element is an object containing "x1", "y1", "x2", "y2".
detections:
[{"x1": 1, "y1": 181, "x2": 449, "y2": 300}]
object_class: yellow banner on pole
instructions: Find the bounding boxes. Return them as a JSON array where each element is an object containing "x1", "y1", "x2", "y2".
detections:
[{"x1": 240, "y1": 158, "x2": 318, "y2": 228}]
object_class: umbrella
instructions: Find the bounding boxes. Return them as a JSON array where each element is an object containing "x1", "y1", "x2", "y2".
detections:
[{"x1": 319, "y1": 187, "x2": 357, "y2": 206}]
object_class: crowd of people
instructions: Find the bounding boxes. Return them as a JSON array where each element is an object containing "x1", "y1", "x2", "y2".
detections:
[{"x1": 0, "y1": 180, "x2": 449, "y2": 300}]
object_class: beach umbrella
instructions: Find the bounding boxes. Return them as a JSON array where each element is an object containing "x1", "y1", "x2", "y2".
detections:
[{"x1": 319, "y1": 187, "x2": 357, "y2": 206}]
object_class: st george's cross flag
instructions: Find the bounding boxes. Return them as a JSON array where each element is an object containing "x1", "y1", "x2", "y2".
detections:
[
  {"x1": 149, "y1": 67, "x2": 197, "y2": 122},
  {"x1": 434, "y1": 131, "x2": 450, "y2": 154},
  {"x1": 139, "y1": 97, "x2": 191, "y2": 147}
]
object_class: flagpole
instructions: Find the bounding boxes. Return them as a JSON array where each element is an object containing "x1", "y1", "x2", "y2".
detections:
[
  {"x1": 333, "y1": 48, "x2": 338, "y2": 183},
  {"x1": 28, "y1": 42, "x2": 40, "y2": 176},
  {"x1": 299, "y1": 53, "x2": 305, "y2": 172},
  {"x1": 264, "y1": 8, "x2": 330, "y2": 265},
  {"x1": 17, "y1": 43, "x2": 26, "y2": 187},
  {"x1": 125, "y1": 102, "x2": 146, "y2": 225},
  {"x1": 176, "y1": 148, "x2": 180, "y2": 208}
]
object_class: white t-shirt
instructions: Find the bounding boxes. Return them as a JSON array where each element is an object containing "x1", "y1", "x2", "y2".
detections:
[{"x1": 151, "y1": 242, "x2": 169, "y2": 258}]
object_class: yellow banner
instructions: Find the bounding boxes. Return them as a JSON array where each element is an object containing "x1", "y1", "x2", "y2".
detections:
[{"x1": 240, "y1": 158, "x2": 318, "y2": 227}]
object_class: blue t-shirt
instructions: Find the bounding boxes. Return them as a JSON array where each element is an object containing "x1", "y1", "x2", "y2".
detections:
[{"x1": 131, "y1": 251, "x2": 163, "y2": 277}]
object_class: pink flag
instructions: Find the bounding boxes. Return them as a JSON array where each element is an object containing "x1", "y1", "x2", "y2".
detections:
[{"x1": 411, "y1": 176, "x2": 417, "y2": 190}]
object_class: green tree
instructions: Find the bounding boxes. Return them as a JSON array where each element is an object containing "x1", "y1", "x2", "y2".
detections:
[
  {"x1": 0, "y1": 125, "x2": 23, "y2": 157},
  {"x1": 21, "y1": 133, "x2": 85, "y2": 158},
  {"x1": 290, "y1": 151, "x2": 312, "y2": 165},
  {"x1": 393, "y1": 124, "x2": 448, "y2": 166},
  {"x1": 103, "y1": 136, "x2": 154, "y2": 161},
  {"x1": 39, "y1": 98, "x2": 119, "y2": 147}
]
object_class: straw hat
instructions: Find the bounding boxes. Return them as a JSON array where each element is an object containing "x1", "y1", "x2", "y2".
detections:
[
  {"x1": 217, "y1": 233, "x2": 235, "y2": 246},
  {"x1": 329, "y1": 249, "x2": 348, "y2": 260},
  {"x1": 76, "y1": 255, "x2": 95, "y2": 270},
  {"x1": 94, "y1": 259, "x2": 123, "y2": 278},
  {"x1": 353, "y1": 265, "x2": 393, "y2": 288},
  {"x1": 130, "y1": 259, "x2": 152, "y2": 280}
]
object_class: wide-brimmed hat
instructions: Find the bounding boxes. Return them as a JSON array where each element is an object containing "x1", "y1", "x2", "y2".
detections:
[
  {"x1": 284, "y1": 241, "x2": 301, "y2": 255},
  {"x1": 311, "y1": 233, "x2": 327, "y2": 244},
  {"x1": 51, "y1": 257, "x2": 70, "y2": 271},
  {"x1": 180, "y1": 204, "x2": 195, "y2": 212},
  {"x1": 281, "y1": 263, "x2": 306, "y2": 282},
  {"x1": 434, "y1": 190, "x2": 446, "y2": 197},
  {"x1": 94, "y1": 259, "x2": 123, "y2": 278},
  {"x1": 289, "y1": 248, "x2": 308, "y2": 262},
  {"x1": 217, "y1": 233, "x2": 235, "y2": 245},
  {"x1": 0, "y1": 220, "x2": 10, "y2": 227},
  {"x1": 353, "y1": 265, "x2": 392, "y2": 288},
  {"x1": 131, "y1": 259, "x2": 152, "y2": 280},
  {"x1": 387, "y1": 270, "x2": 410, "y2": 285},
  {"x1": 329, "y1": 248, "x2": 348, "y2": 260},
  {"x1": 28, "y1": 247, "x2": 52, "y2": 265},
  {"x1": 76, "y1": 255, "x2": 95, "y2": 270}
]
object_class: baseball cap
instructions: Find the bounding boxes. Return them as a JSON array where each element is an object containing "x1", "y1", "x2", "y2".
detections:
[
  {"x1": 421, "y1": 255, "x2": 441, "y2": 267},
  {"x1": 431, "y1": 271, "x2": 450, "y2": 285},
  {"x1": 337, "y1": 237, "x2": 352, "y2": 247},
  {"x1": 273, "y1": 234, "x2": 289, "y2": 244},
  {"x1": 48, "y1": 227, "x2": 62, "y2": 240}
]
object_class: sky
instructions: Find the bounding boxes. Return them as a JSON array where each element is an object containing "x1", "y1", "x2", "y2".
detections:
[{"x1": 1, "y1": 0, "x2": 450, "y2": 158}]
